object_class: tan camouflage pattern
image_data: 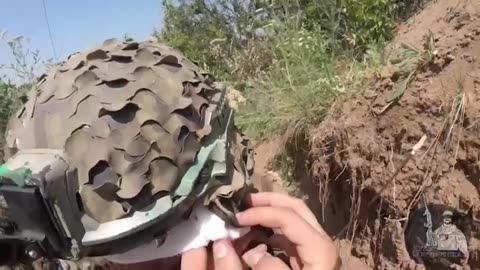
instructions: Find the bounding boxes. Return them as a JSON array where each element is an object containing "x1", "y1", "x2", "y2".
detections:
[
  {"x1": 4, "y1": 39, "x2": 253, "y2": 223},
  {"x1": 434, "y1": 224, "x2": 469, "y2": 256}
]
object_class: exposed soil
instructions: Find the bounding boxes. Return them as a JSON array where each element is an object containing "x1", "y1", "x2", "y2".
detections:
[
  {"x1": 251, "y1": 137, "x2": 289, "y2": 195},
  {"x1": 255, "y1": 0, "x2": 480, "y2": 269}
]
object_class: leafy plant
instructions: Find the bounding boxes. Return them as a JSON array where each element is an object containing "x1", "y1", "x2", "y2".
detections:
[
  {"x1": 0, "y1": 80, "x2": 28, "y2": 142},
  {"x1": 1, "y1": 32, "x2": 43, "y2": 85},
  {"x1": 423, "y1": 30, "x2": 436, "y2": 64},
  {"x1": 159, "y1": 0, "x2": 430, "y2": 137},
  {"x1": 158, "y1": 0, "x2": 270, "y2": 79},
  {"x1": 0, "y1": 32, "x2": 42, "y2": 145}
]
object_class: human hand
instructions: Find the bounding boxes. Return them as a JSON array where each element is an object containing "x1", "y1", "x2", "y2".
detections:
[{"x1": 181, "y1": 192, "x2": 340, "y2": 270}]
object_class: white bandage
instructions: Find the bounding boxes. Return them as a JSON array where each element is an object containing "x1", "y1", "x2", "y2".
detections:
[{"x1": 104, "y1": 204, "x2": 249, "y2": 264}]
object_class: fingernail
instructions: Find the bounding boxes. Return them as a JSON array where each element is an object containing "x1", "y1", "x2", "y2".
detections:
[
  {"x1": 213, "y1": 241, "x2": 227, "y2": 259},
  {"x1": 242, "y1": 244, "x2": 268, "y2": 266},
  {"x1": 235, "y1": 212, "x2": 243, "y2": 220}
]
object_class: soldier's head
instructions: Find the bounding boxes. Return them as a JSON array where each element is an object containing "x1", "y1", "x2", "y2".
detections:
[{"x1": 442, "y1": 210, "x2": 453, "y2": 225}]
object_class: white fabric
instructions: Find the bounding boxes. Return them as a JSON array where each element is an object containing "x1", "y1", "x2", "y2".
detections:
[{"x1": 104, "y1": 204, "x2": 249, "y2": 264}]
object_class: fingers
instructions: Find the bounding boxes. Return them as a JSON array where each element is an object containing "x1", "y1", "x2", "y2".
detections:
[
  {"x1": 233, "y1": 230, "x2": 270, "y2": 254},
  {"x1": 181, "y1": 247, "x2": 208, "y2": 270},
  {"x1": 236, "y1": 206, "x2": 322, "y2": 246},
  {"x1": 246, "y1": 192, "x2": 325, "y2": 234},
  {"x1": 242, "y1": 245, "x2": 290, "y2": 270},
  {"x1": 212, "y1": 239, "x2": 244, "y2": 270},
  {"x1": 267, "y1": 234, "x2": 296, "y2": 254},
  {"x1": 241, "y1": 244, "x2": 268, "y2": 267},
  {"x1": 237, "y1": 206, "x2": 338, "y2": 269}
]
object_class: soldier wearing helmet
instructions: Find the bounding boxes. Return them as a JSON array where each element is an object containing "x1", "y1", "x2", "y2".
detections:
[{"x1": 433, "y1": 210, "x2": 469, "y2": 262}]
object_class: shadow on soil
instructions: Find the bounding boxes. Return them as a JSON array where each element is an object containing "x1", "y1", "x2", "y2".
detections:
[{"x1": 278, "y1": 130, "x2": 479, "y2": 270}]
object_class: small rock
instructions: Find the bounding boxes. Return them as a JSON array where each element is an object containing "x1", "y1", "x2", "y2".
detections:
[
  {"x1": 473, "y1": 205, "x2": 480, "y2": 222},
  {"x1": 462, "y1": 53, "x2": 475, "y2": 63},
  {"x1": 415, "y1": 264, "x2": 427, "y2": 270},
  {"x1": 454, "y1": 12, "x2": 471, "y2": 30},
  {"x1": 458, "y1": 195, "x2": 472, "y2": 213},
  {"x1": 446, "y1": 54, "x2": 456, "y2": 61},
  {"x1": 459, "y1": 38, "x2": 471, "y2": 48},
  {"x1": 444, "y1": 54, "x2": 456, "y2": 65}
]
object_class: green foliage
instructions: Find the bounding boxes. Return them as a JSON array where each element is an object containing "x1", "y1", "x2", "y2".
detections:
[
  {"x1": 0, "y1": 33, "x2": 43, "y2": 84},
  {"x1": 123, "y1": 33, "x2": 134, "y2": 42},
  {"x1": 235, "y1": 23, "x2": 335, "y2": 135},
  {"x1": 158, "y1": 0, "x2": 427, "y2": 137},
  {"x1": 159, "y1": 0, "x2": 267, "y2": 79},
  {"x1": 423, "y1": 30, "x2": 436, "y2": 64},
  {"x1": 159, "y1": 0, "x2": 224, "y2": 76},
  {"x1": 0, "y1": 79, "x2": 28, "y2": 142},
  {"x1": 235, "y1": 21, "x2": 379, "y2": 136},
  {"x1": 0, "y1": 32, "x2": 39, "y2": 144},
  {"x1": 291, "y1": 0, "x2": 397, "y2": 50},
  {"x1": 342, "y1": 0, "x2": 397, "y2": 47},
  {"x1": 298, "y1": 0, "x2": 427, "y2": 50}
]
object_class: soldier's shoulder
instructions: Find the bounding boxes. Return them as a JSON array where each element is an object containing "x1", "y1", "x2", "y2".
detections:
[
  {"x1": 451, "y1": 226, "x2": 464, "y2": 235},
  {"x1": 452, "y1": 226, "x2": 466, "y2": 236}
]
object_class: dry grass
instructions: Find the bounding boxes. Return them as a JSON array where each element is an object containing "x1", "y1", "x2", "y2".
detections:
[{"x1": 443, "y1": 77, "x2": 467, "y2": 158}]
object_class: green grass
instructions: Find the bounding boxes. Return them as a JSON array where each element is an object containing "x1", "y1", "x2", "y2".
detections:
[
  {"x1": 0, "y1": 34, "x2": 36, "y2": 145},
  {"x1": 235, "y1": 22, "x2": 384, "y2": 137},
  {"x1": 234, "y1": 20, "x2": 440, "y2": 139},
  {"x1": 159, "y1": 0, "x2": 429, "y2": 138},
  {"x1": 0, "y1": 81, "x2": 28, "y2": 143}
]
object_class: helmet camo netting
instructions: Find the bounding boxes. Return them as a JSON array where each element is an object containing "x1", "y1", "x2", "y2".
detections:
[{"x1": 4, "y1": 39, "x2": 253, "y2": 224}]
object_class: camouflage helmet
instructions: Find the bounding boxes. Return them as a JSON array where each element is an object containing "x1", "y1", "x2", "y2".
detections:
[{"x1": 0, "y1": 39, "x2": 254, "y2": 260}]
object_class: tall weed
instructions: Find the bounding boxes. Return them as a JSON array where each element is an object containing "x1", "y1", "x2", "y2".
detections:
[
  {"x1": 236, "y1": 21, "x2": 380, "y2": 136},
  {"x1": 235, "y1": 12, "x2": 384, "y2": 137},
  {"x1": 0, "y1": 33, "x2": 40, "y2": 143}
]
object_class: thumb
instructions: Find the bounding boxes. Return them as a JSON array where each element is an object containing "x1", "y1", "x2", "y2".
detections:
[
  {"x1": 242, "y1": 245, "x2": 291, "y2": 270},
  {"x1": 212, "y1": 240, "x2": 243, "y2": 270}
]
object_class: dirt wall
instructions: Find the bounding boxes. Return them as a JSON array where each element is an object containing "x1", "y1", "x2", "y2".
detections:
[{"x1": 279, "y1": 0, "x2": 480, "y2": 269}]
